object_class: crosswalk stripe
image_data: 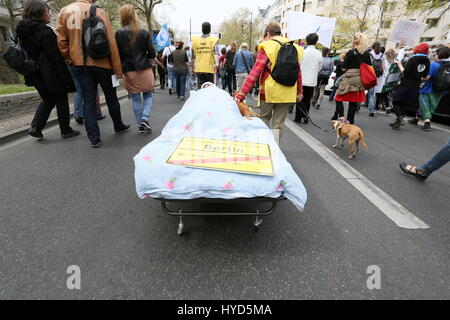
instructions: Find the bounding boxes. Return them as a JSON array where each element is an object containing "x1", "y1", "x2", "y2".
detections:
[{"x1": 285, "y1": 119, "x2": 431, "y2": 230}]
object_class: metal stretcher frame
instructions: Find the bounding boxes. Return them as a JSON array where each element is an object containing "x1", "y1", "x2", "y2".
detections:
[{"x1": 155, "y1": 196, "x2": 287, "y2": 235}]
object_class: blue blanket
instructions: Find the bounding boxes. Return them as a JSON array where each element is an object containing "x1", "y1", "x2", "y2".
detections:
[{"x1": 134, "y1": 86, "x2": 307, "y2": 211}]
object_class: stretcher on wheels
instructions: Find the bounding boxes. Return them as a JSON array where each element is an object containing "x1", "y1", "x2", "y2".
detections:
[{"x1": 133, "y1": 85, "x2": 307, "y2": 235}]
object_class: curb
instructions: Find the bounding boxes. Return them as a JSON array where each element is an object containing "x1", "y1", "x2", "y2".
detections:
[{"x1": 0, "y1": 92, "x2": 129, "y2": 145}]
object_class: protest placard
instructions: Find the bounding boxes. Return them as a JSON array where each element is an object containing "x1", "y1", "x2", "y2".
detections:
[
  {"x1": 286, "y1": 11, "x2": 336, "y2": 48},
  {"x1": 389, "y1": 19, "x2": 427, "y2": 47}
]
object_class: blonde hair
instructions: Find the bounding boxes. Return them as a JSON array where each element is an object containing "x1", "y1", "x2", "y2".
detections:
[
  {"x1": 119, "y1": 5, "x2": 141, "y2": 44},
  {"x1": 240, "y1": 42, "x2": 249, "y2": 50},
  {"x1": 385, "y1": 48, "x2": 396, "y2": 63},
  {"x1": 230, "y1": 41, "x2": 237, "y2": 52},
  {"x1": 339, "y1": 53, "x2": 346, "y2": 61},
  {"x1": 353, "y1": 32, "x2": 368, "y2": 55}
]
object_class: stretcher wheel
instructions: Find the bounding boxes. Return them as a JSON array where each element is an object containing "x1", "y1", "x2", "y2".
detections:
[{"x1": 253, "y1": 216, "x2": 263, "y2": 231}]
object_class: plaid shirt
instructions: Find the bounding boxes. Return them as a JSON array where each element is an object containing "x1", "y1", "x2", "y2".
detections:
[{"x1": 236, "y1": 48, "x2": 303, "y2": 102}]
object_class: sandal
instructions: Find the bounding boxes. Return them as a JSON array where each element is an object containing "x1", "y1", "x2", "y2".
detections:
[{"x1": 399, "y1": 163, "x2": 428, "y2": 180}]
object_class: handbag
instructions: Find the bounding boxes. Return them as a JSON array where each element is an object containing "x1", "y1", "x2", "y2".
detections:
[
  {"x1": 360, "y1": 63, "x2": 377, "y2": 90},
  {"x1": 356, "y1": 50, "x2": 377, "y2": 90}
]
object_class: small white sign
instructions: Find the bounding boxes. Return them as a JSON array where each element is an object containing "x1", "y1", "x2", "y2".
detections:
[
  {"x1": 286, "y1": 11, "x2": 336, "y2": 48},
  {"x1": 112, "y1": 75, "x2": 120, "y2": 88},
  {"x1": 389, "y1": 19, "x2": 427, "y2": 47}
]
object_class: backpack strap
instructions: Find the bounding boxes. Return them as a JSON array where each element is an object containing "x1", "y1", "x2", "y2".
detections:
[
  {"x1": 90, "y1": 5, "x2": 97, "y2": 17},
  {"x1": 241, "y1": 51, "x2": 250, "y2": 74}
]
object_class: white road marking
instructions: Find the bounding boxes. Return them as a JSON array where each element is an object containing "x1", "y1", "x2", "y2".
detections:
[{"x1": 285, "y1": 119, "x2": 430, "y2": 230}]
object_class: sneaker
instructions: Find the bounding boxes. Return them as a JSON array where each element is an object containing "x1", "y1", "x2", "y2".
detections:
[
  {"x1": 369, "y1": 113, "x2": 374, "y2": 117},
  {"x1": 423, "y1": 122, "x2": 431, "y2": 131},
  {"x1": 408, "y1": 118, "x2": 419, "y2": 125},
  {"x1": 91, "y1": 140, "x2": 102, "y2": 148},
  {"x1": 29, "y1": 127, "x2": 44, "y2": 139},
  {"x1": 62, "y1": 130, "x2": 80, "y2": 139},
  {"x1": 75, "y1": 116, "x2": 84, "y2": 125},
  {"x1": 169, "y1": 89, "x2": 173, "y2": 95},
  {"x1": 115, "y1": 124, "x2": 131, "y2": 134},
  {"x1": 176, "y1": 96, "x2": 180, "y2": 99},
  {"x1": 138, "y1": 125, "x2": 145, "y2": 134},
  {"x1": 141, "y1": 120, "x2": 152, "y2": 133},
  {"x1": 180, "y1": 96, "x2": 185, "y2": 101}
]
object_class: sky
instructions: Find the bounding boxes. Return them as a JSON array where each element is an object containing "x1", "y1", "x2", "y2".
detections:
[{"x1": 154, "y1": 0, "x2": 273, "y2": 38}]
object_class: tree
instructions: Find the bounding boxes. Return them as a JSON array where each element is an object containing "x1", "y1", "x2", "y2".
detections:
[
  {"x1": 219, "y1": 8, "x2": 263, "y2": 49},
  {"x1": 123, "y1": 0, "x2": 163, "y2": 33},
  {"x1": 0, "y1": 0, "x2": 27, "y2": 36}
]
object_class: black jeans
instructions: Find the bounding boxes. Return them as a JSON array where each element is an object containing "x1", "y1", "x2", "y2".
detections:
[
  {"x1": 158, "y1": 68, "x2": 166, "y2": 89},
  {"x1": 197, "y1": 72, "x2": 214, "y2": 89},
  {"x1": 295, "y1": 86, "x2": 314, "y2": 121},
  {"x1": 335, "y1": 101, "x2": 358, "y2": 124},
  {"x1": 74, "y1": 66, "x2": 125, "y2": 143},
  {"x1": 225, "y1": 71, "x2": 236, "y2": 94},
  {"x1": 32, "y1": 87, "x2": 72, "y2": 134}
]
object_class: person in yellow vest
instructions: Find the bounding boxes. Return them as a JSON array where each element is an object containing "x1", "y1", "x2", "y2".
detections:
[
  {"x1": 192, "y1": 22, "x2": 219, "y2": 89},
  {"x1": 235, "y1": 21, "x2": 304, "y2": 144}
]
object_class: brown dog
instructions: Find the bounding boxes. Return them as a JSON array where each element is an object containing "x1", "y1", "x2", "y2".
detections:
[
  {"x1": 237, "y1": 101, "x2": 258, "y2": 120},
  {"x1": 330, "y1": 120, "x2": 368, "y2": 159}
]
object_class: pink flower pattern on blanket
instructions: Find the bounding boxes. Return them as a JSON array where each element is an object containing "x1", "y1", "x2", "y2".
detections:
[
  {"x1": 277, "y1": 180, "x2": 287, "y2": 191},
  {"x1": 223, "y1": 125, "x2": 233, "y2": 133},
  {"x1": 166, "y1": 177, "x2": 177, "y2": 190},
  {"x1": 184, "y1": 123, "x2": 193, "y2": 131},
  {"x1": 142, "y1": 155, "x2": 153, "y2": 164},
  {"x1": 222, "y1": 179, "x2": 234, "y2": 190}
]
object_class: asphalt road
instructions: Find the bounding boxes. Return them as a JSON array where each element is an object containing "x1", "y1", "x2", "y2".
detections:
[{"x1": 0, "y1": 88, "x2": 449, "y2": 299}]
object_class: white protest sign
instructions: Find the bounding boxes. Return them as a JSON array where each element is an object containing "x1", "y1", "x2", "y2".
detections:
[
  {"x1": 286, "y1": 11, "x2": 336, "y2": 48},
  {"x1": 389, "y1": 19, "x2": 427, "y2": 47}
]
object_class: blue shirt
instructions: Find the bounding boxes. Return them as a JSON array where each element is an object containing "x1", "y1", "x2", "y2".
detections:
[
  {"x1": 233, "y1": 50, "x2": 254, "y2": 74},
  {"x1": 420, "y1": 61, "x2": 440, "y2": 94}
]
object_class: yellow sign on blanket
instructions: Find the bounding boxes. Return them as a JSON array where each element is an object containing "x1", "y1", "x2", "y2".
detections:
[{"x1": 167, "y1": 137, "x2": 274, "y2": 176}]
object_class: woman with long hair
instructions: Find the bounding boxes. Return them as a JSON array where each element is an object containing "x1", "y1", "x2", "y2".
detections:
[
  {"x1": 115, "y1": 4, "x2": 156, "y2": 134},
  {"x1": 16, "y1": 0, "x2": 79, "y2": 140},
  {"x1": 333, "y1": 32, "x2": 372, "y2": 124}
]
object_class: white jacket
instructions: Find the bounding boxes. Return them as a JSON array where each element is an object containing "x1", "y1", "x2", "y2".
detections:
[{"x1": 301, "y1": 46, "x2": 323, "y2": 87}]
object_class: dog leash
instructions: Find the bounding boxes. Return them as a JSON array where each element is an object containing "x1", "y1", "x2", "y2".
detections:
[{"x1": 297, "y1": 108, "x2": 333, "y2": 135}]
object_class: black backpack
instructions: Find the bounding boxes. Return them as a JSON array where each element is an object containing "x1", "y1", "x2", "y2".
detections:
[
  {"x1": 3, "y1": 39, "x2": 37, "y2": 76},
  {"x1": 225, "y1": 51, "x2": 236, "y2": 72},
  {"x1": 433, "y1": 61, "x2": 450, "y2": 93},
  {"x1": 372, "y1": 53, "x2": 384, "y2": 78},
  {"x1": 270, "y1": 39, "x2": 299, "y2": 87},
  {"x1": 82, "y1": 5, "x2": 110, "y2": 60}
]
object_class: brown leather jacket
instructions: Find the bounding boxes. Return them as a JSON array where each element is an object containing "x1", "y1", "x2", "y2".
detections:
[{"x1": 56, "y1": 0, "x2": 122, "y2": 75}]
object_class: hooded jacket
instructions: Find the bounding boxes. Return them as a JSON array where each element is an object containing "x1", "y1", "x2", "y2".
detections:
[{"x1": 16, "y1": 19, "x2": 75, "y2": 93}]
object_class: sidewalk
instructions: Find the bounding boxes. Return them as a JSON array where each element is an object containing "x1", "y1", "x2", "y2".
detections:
[{"x1": 0, "y1": 89, "x2": 129, "y2": 144}]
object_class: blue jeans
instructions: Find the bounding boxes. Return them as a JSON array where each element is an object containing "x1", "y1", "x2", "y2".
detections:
[
  {"x1": 417, "y1": 137, "x2": 450, "y2": 176},
  {"x1": 368, "y1": 87, "x2": 376, "y2": 113},
  {"x1": 167, "y1": 67, "x2": 176, "y2": 90},
  {"x1": 69, "y1": 66, "x2": 100, "y2": 118},
  {"x1": 175, "y1": 71, "x2": 187, "y2": 97},
  {"x1": 131, "y1": 91, "x2": 153, "y2": 126}
]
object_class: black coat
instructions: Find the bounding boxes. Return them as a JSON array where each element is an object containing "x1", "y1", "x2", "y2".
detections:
[
  {"x1": 16, "y1": 19, "x2": 75, "y2": 93},
  {"x1": 115, "y1": 27, "x2": 156, "y2": 73}
]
